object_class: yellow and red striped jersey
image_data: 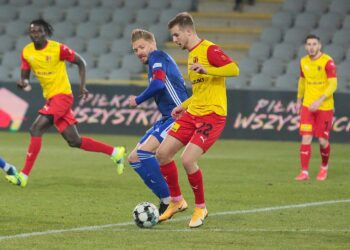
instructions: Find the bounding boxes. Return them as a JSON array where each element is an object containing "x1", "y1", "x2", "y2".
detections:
[
  {"x1": 21, "y1": 40, "x2": 75, "y2": 99},
  {"x1": 298, "y1": 53, "x2": 337, "y2": 110},
  {"x1": 184, "y1": 39, "x2": 239, "y2": 116}
]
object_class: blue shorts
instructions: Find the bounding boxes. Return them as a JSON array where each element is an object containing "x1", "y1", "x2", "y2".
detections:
[{"x1": 139, "y1": 117, "x2": 174, "y2": 144}]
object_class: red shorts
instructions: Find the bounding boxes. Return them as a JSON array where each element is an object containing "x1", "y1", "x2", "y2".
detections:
[
  {"x1": 168, "y1": 112, "x2": 226, "y2": 153},
  {"x1": 39, "y1": 94, "x2": 77, "y2": 133},
  {"x1": 299, "y1": 106, "x2": 333, "y2": 139}
]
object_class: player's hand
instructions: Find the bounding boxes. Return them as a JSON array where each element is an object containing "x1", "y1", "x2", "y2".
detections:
[
  {"x1": 17, "y1": 79, "x2": 32, "y2": 92},
  {"x1": 79, "y1": 86, "x2": 89, "y2": 99},
  {"x1": 171, "y1": 105, "x2": 185, "y2": 119},
  {"x1": 128, "y1": 95, "x2": 137, "y2": 107},
  {"x1": 190, "y1": 63, "x2": 207, "y2": 74},
  {"x1": 309, "y1": 99, "x2": 322, "y2": 112}
]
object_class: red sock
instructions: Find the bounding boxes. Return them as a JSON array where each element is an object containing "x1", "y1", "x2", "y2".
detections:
[
  {"x1": 80, "y1": 136, "x2": 113, "y2": 155},
  {"x1": 187, "y1": 169, "x2": 205, "y2": 207},
  {"x1": 300, "y1": 144, "x2": 311, "y2": 171},
  {"x1": 22, "y1": 136, "x2": 42, "y2": 176},
  {"x1": 160, "y1": 161, "x2": 182, "y2": 197},
  {"x1": 320, "y1": 144, "x2": 330, "y2": 167}
]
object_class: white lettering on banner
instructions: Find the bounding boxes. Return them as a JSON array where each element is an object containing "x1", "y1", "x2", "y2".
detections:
[
  {"x1": 73, "y1": 93, "x2": 161, "y2": 127},
  {"x1": 233, "y1": 98, "x2": 349, "y2": 133}
]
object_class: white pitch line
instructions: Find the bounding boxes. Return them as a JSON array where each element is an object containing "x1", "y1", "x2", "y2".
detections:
[
  {"x1": 0, "y1": 199, "x2": 349, "y2": 241},
  {"x1": 110, "y1": 228, "x2": 350, "y2": 233}
]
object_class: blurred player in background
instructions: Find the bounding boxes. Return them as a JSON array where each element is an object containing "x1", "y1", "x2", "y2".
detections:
[
  {"x1": 0, "y1": 156, "x2": 17, "y2": 176},
  {"x1": 128, "y1": 29, "x2": 189, "y2": 214},
  {"x1": 156, "y1": 12, "x2": 240, "y2": 228},
  {"x1": 295, "y1": 34, "x2": 337, "y2": 181},
  {"x1": 5, "y1": 19, "x2": 125, "y2": 187}
]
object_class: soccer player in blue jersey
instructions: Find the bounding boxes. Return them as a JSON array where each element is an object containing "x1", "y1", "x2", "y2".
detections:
[
  {"x1": 0, "y1": 156, "x2": 17, "y2": 176},
  {"x1": 128, "y1": 29, "x2": 189, "y2": 214}
]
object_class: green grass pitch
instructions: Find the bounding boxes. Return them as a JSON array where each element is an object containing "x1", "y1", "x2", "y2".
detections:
[{"x1": 0, "y1": 131, "x2": 349, "y2": 249}]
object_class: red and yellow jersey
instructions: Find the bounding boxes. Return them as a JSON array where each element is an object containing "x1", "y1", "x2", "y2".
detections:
[
  {"x1": 183, "y1": 39, "x2": 239, "y2": 116},
  {"x1": 21, "y1": 40, "x2": 75, "y2": 99},
  {"x1": 298, "y1": 53, "x2": 337, "y2": 110}
]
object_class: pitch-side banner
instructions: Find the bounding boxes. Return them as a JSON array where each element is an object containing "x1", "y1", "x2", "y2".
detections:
[{"x1": 0, "y1": 82, "x2": 349, "y2": 142}]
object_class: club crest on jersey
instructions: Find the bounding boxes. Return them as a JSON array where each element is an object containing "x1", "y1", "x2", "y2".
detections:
[
  {"x1": 317, "y1": 66, "x2": 321, "y2": 71},
  {"x1": 193, "y1": 57, "x2": 198, "y2": 63},
  {"x1": 46, "y1": 56, "x2": 51, "y2": 63}
]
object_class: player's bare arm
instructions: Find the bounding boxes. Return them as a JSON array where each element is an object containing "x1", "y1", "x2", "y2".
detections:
[
  {"x1": 72, "y1": 53, "x2": 88, "y2": 99},
  {"x1": 17, "y1": 69, "x2": 32, "y2": 91}
]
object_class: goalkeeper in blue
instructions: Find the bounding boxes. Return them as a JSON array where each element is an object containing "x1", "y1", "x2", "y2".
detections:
[
  {"x1": 0, "y1": 156, "x2": 17, "y2": 176},
  {"x1": 128, "y1": 29, "x2": 189, "y2": 215}
]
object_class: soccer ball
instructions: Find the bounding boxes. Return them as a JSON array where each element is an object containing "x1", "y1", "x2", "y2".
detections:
[{"x1": 132, "y1": 202, "x2": 159, "y2": 228}]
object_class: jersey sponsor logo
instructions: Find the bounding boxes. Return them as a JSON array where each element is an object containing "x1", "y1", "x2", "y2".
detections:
[
  {"x1": 192, "y1": 77, "x2": 205, "y2": 85},
  {"x1": 171, "y1": 122, "x2": 180, "y2": 132},
  {"x1": 36, "y1": 71, "x2": 54, "y2": 76}
]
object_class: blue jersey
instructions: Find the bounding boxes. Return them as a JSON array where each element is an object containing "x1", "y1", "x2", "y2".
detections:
[{"x1": 135, "y1": 50, "x2": 188, "y2": 118}]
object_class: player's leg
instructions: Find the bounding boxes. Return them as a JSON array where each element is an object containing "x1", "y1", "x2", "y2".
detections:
[
  {"x1": 6, "y1": 114, "x2": 52, "y2": 187},
  {"x1": 157, "y1": 135, "x2": 187, "y2": 222},
  {"x1": 296, "y1": 106, "x2": 314, "y2": 181},
  {"x1": 60, "y1": 124, "x2": 125, "y2": 174},
  {"x1": 181, "y1": 143, "x2": 208, "y2": 227},
  {"x1": 295, "y1": 134, "x2": 313, "y2": 181},
  {"x1": 0, "y1": 156, "x2": 17, "y2": 176},
  {"x1": 135, "y1": 135, "x2": 171, "y2": 213},
  {"x1": 184, "y1": 113, "x2": 226, "y2": 227},
  {"x1": 315, "y1": 110, "x2": 333, "y2": 181},
  {"x1": 317, "y1": 137, "x2": 329, "y2": 181}
]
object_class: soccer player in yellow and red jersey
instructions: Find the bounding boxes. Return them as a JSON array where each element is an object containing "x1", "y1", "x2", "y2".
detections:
[
  {"x1": 5, "y1": 19, "x2": 125, "y2": 187},
  {"x1": 156, "y1": 12, "x2": 239, "y2": 228},
  {"x1": 295, "y1": 34, "x2": 337, "y2": 181}
]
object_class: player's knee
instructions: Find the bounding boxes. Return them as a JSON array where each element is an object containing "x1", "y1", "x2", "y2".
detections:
[
  {"x1": 128, "y1": 152, "x2": 138, "y2": 163},
  {"x1": 67, "y1": 138, "x2": 81, "y2": 148},
  {"x1": 29, "y1": 125, "x2": 41, "y2": 136},
  {"x1": 181, "y1": 155, "x2": 194, "y2": 169},
  {"x1": 319, "y1": 138, "x2": 329, "y2": 148},
  {"x1": 155, "y1": 149, "x2": 167, "y2": 165}
]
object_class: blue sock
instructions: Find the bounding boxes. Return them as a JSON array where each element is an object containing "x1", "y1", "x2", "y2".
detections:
[
  {"x1": 137, "y1": 150, "x2": 170, "y2": 199},
  {"x1": 129, "y1": 161, "x2": 156, "y2": 196},
  {"x1": 0, "y1": 157, "x2": 5, "y2": 168},
  {"x1": 0, "y1": 157, "x2": 17, "y2": 175}
]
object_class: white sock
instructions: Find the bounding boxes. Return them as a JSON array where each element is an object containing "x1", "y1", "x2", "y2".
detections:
[
  {"x1": 111, "y1": 148, "x2": 117, "y2": 157},
  {"x1": 161, "y1": 197, "x2": 170, "y2": 205},
  {"x1": 3, "y1": 163, "x2": 11, "y2": 172}
]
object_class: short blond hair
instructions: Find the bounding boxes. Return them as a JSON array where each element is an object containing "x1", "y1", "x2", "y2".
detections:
[
  {"x1": 168, "y1": 12, "x2": 195, "y2": 30},
  {"x1": 131, "y1": 29, "x2": 155, "y2": 43}
]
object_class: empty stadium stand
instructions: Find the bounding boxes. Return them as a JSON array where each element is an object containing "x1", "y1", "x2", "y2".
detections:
[{"x1": 0, "y1": 0, "x2": 348, "y2": 92}]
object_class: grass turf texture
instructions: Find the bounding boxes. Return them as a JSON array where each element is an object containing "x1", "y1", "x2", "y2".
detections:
[{"x1": 0, "y1": 131, "x2": 349, "y2": 249}]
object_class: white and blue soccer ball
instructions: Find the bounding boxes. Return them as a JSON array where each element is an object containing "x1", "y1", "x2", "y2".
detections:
[{"x1": 132, "y1": 202, "x2": 159, "y2": 228}]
